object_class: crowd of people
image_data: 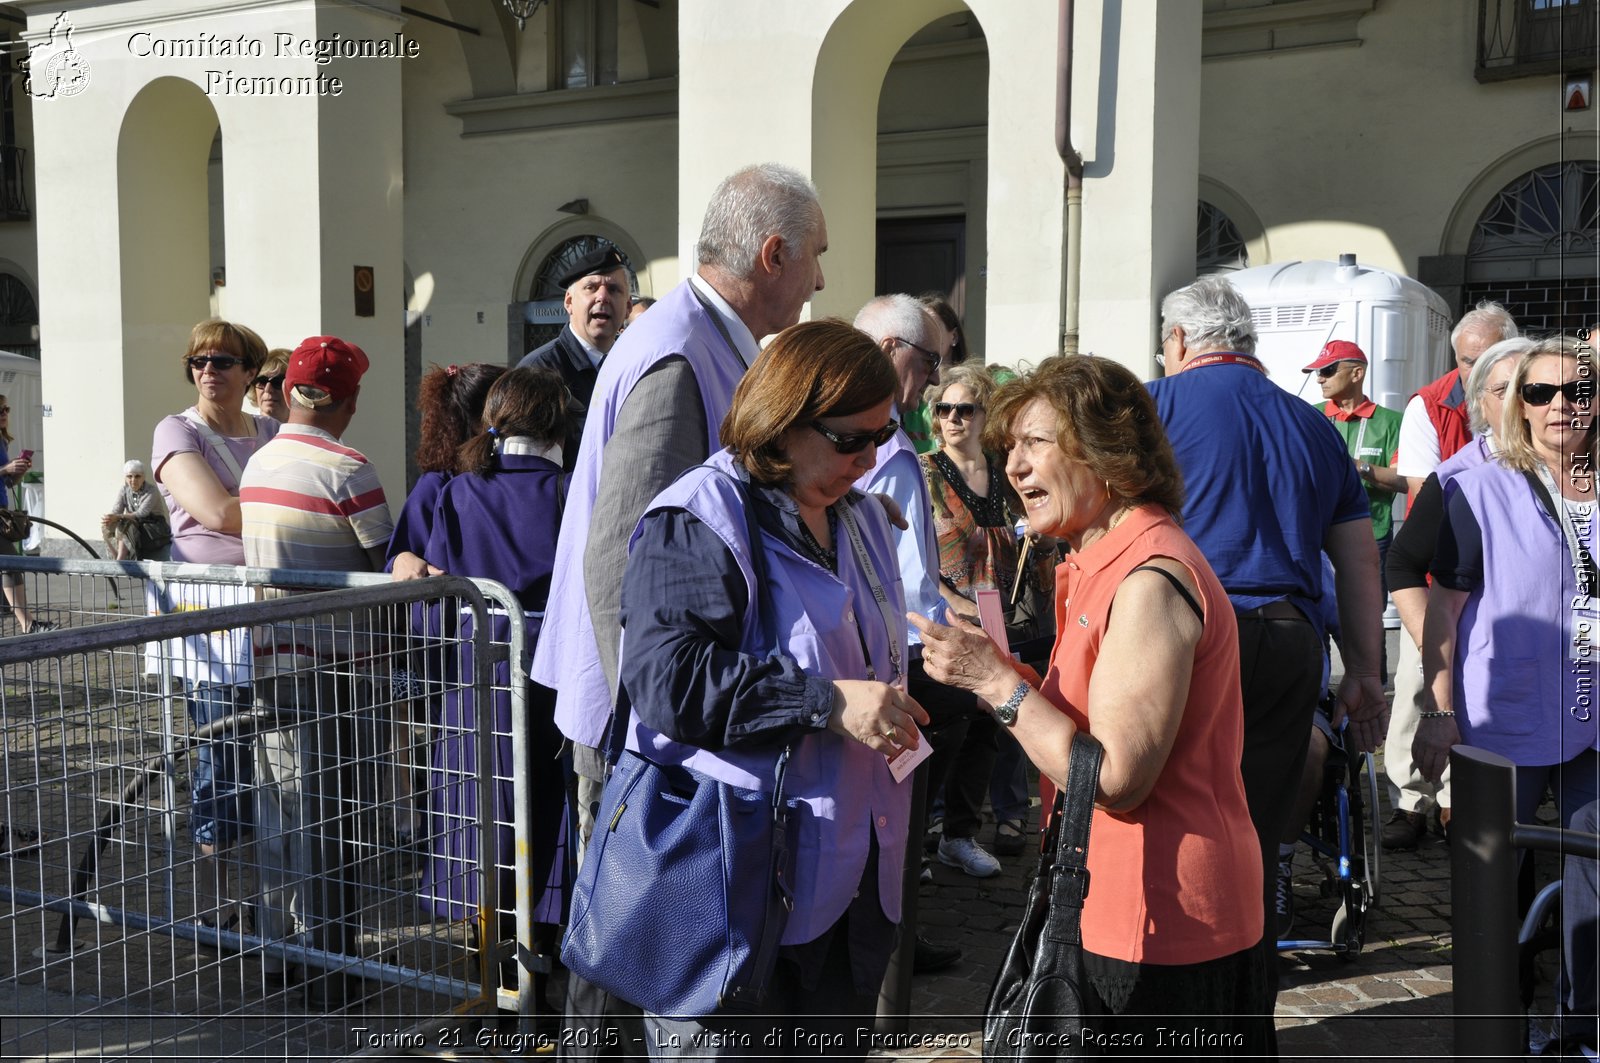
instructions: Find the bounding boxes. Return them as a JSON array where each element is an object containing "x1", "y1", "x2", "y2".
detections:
[{"x1": 119, "y1": 160, "x2": 1596, "y2": 1060}]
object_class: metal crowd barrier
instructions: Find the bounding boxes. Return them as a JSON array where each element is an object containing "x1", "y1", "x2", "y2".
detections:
[
  {"x1": 1449, "y1": 745, "x2": 1600, "y2": 1062},
  {"x1": 0, "y1": 557, "x2": 552, "y2": 1060}
]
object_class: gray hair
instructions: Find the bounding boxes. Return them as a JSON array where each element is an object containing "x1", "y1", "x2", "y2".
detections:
[
  {"x1": 123, "y1": 459, "x2": 144, "y2": 476},
  {"x1": 1452, "y1": 300, "x2": 1519, "y2": 351},
  {"x1": 695, "y1": 163, "x2": 822, "y2": 279},
  {"x1": 853, "y1": 294, "x2": 939, "y2": 349},
  {"x1": 1465, "y1": 336, "x2": 1537, "y2": 435},
  {"x1": 1159, "y1": 275, "x2": 1257, "y2": 356}
]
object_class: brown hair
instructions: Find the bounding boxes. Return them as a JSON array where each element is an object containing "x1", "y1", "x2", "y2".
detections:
[
  {"x1": 415, "y1": 363, "x2": 506, "y2": 474},
  {"x1": 721, "y1": 319, "x2": 898, "y2": 486},
  {"x1": 1496, "y1": 336, "x2": 1597, "y2": 474},
  {"x1": 0, "y1": 393, "x2": 12, "y2": 447},
  {"x1": 919, "y1": 293, "x2": 968, "y2": 365},
  {"x1": 985, "y1": 355, "x2": 1185, "y2": 518},
  {"x1": 182, "y1": 319, "x2": 268, "y2": 384},
  {"x1": 457, "y1": 367, "x2": 570, "y2": 477}
]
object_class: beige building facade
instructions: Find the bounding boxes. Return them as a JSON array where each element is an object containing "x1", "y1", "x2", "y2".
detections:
[{"x1": 8, "y1": 0, "x2": 1598, "y2": 540}]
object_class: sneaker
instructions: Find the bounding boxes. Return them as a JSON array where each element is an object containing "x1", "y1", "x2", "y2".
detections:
[
  {"x1": 912, "y1": 933, "x2": 962, "y2": 974},
  {"x1": 938, "y1": 834, "x2": 1001, "y2": 878},
  {"x1": 1274, "y1": 854, "x2": 1295, "y2": 940},
  {"x1": 994, "y1": 818, "x2": 1027, "y2": 857},
  {"x1": 24, "y1": 620, "x2": 57, "y2": 634},
  {"x1": 1381, "y1": 809, "x2": 1427, "y2": 851}
]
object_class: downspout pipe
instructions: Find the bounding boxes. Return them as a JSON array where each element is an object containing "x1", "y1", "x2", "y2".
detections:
[{"x1": 1056, "y1": 0, "x2": 1085, "y2": 355}]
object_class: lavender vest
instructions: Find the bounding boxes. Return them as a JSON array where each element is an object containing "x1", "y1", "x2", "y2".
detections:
[
  {"x1": 625, "y1": 450, "x2": 913, "y2": 940},
  {"x1": 1446, "y1": 460, "x2": 1600, "y2": 765},
  {"x1": 1433, "y1": 433, "x2": 1492, "y2": 485},
  {"x1": 533, "y1": 280, "x2": 750, "y2": 747}
]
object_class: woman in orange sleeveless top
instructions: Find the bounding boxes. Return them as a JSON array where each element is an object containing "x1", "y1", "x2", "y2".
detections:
[{"x1": 914, "y1": 355, "x2": 1270, "y2": 1056}]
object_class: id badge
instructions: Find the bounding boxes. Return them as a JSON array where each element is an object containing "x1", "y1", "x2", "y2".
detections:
[{"x1": 1570, "y1": 595, "x2": 1598, "y2": 662}]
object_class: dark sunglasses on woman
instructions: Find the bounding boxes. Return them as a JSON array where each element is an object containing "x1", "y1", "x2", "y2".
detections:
[
  {"x1": 253, "y1": 373, "x2": 286, "y2": 390},
  {"x1": 187, "y1": 354, "x2": 242, "y2": 372},
  {"x1": 933, "y1": 402, "x2": 980, "y2": 419},
  {"x1": 1520, "y1": 380, "x2": 1595, "y2": 406},
  {"x1": 810, "y1": 419, "x2": 899, "y2": 454}
]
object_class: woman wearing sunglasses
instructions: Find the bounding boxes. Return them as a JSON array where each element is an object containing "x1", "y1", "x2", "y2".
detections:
[
  {"x1": 149, "y1": 319, "x2": 280, "y2": 915},
  {"x1": 1417, "y1": 336, "x2": 1600, "y2": 1049},
  {"x1": 1418, "y1": 334, "x2": 1599, "y2": 828},
  {"x1": 248, "y1": 349, "x2": 291, "y2": 423},
  {"x1": 613, "y1": 319, "x2": 927, "y2": 1057}
]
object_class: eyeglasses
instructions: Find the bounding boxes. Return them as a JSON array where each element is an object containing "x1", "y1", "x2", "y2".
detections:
[
  {"x1": 933, "y1": 402, "x2": 980, "y2": 420},
  {"x1": 0, "y1": 407, "x2": 10, "y2": 415},
  {"x1": 892, "y1": 338, "x2": 941, "y2": 371},
  {"x1": 253, "y1": 373, "x2": 285, "y2": 391},
  {"x1": 1315, "y1": 362, "x2": 1355, "y2": 379},
  {"x1": 1520, "y1": 380, "x2": 1595, "y2": 406},
  {"x1": 810, "y1": 419, "x2": 899, "y2": 454},
  {"x1": 187, "y1": 354, "x2": 242, "y2": 373}
]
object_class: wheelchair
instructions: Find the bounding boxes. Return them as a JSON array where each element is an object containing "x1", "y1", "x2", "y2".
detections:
[{"x1": 1277, "y1": 707, "x2": 1383, "y2": 960}]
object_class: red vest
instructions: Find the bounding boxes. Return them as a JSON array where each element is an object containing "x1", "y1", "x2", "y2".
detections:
[{"x1": 1416, "y1": 369, "x2": 1472, "y2": 463}]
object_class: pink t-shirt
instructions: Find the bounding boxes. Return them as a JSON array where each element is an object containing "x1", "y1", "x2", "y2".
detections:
[{"x1": 151, "y1": 409, "x2": 279, "y2": 564}]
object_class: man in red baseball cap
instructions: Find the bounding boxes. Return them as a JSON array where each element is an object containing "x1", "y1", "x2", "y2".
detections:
[
  {"x1": 237, "y1": 333, "x2": 391, "y2": 1006},
  {"x1": 1303, "y1": 340, "x2": 1406, "y2": 556}
]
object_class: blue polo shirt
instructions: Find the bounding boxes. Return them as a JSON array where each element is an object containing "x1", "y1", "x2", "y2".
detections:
[{"x1": 1146, "y1": 357, "x2": 1369, "y2": 639}]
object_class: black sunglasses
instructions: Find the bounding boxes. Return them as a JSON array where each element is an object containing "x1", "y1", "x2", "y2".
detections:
[
  {"x1": 810, "y1": 419, "x2": 899, "y2": 454},
  {"x1": 933, "y1": 401, "x2": 980, "y2": 419},
  {"x1": 1315, "y1": 362, "x2": 1356, "y2": 379},
  {"x1": 253, "y1": 373, "x2": 286, "y2": 390},
  {"x1": 1520, "y1": 380, "x2": 1595, "y2": 407},
  {"x1": 893, "y1": 337, "x2": 941, "y2": 370},
  {"x1": 187, "y1": 354, "x2": 242, "y2": 372}
]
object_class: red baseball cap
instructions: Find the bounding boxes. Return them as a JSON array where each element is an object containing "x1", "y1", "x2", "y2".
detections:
[
  {"x1": 1303, "y1": 339, "x2": 1367, "y2": 373},
  {"x1": 286, "y1": 336, "x2": 370, "y2": 404}
]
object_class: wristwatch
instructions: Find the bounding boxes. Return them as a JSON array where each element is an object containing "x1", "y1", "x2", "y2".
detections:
[
  {"x1": 993, "y1": 680, "x2": 1030, "y2": 726},
  {"x1": 1357, "y1": 462, "x2": 1373, "y2": 477}
]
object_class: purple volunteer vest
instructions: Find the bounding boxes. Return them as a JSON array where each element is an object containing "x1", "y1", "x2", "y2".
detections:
[
  {"x1": 625, "y1": 450, "x2": 914, "y2": 940},
  {"x1": 1446, "y1": 459, "x2": 1600, "y2": 765},
  {"x1": 533, "y1": 279, "x2": 750, "y2": 748}
]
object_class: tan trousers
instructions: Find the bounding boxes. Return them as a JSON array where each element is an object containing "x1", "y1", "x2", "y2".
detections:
[{"x1": 1383, "y1": 632, "x2": 1451, "y2": 813}]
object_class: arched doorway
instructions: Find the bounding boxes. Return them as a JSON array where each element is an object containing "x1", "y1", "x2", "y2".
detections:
[
  {"x1": 0, "y1": 273, "x2": 39, "y2": 359},
  {"x1": 1462, "y1": 159, "x2": 1598, "y2": 333}
]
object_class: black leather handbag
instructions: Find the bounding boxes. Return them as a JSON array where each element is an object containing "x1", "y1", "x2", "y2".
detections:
[{"x1": 984, "y1": 731, "x2": 1104, "y2": 1061}]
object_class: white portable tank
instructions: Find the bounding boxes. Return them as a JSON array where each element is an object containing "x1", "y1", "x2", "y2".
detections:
[{"x1": 1225, "y1": 255, "x2": 1454, "y2": 412}]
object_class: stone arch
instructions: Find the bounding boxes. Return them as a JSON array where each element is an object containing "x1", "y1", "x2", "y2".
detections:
[
  {"x1": 117, "y1": 76, "x2": 220, "y2": 423},
  {"x1": 0, "y1": 262, "x2": 39, "y2": 358},
  {"x1": 1198, "y1": 175, "x2": 1268, "y2": 272},
  {"x1": 810, "y1": 0, "x2": 970, "y2": 319},
  {"x1": 508, "y1": 216, "x2": 646, "y2": 360},
  {"x1": 1440, "y1": 131, "x2": 1599, "y2": 256}
]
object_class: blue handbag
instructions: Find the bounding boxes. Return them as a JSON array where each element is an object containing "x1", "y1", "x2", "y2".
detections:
[
  {"x1": 560, "y1": 743, "x2": 796, "y2": 1016},
  {"x1": 559, "y1": 468, "x2": 798, "y2": 1017}
]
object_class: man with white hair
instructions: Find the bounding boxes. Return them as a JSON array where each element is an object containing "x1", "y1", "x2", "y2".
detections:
[
  {"x1": 1382, "y1": 301, "x2": 1518, "y2": 850},
  {"x1": 1147, "y1": 276, "x2": 1387, "y2": 1030},
  {"x1": 531, "y1": 164, "x2": 826, "y2": 1053}
]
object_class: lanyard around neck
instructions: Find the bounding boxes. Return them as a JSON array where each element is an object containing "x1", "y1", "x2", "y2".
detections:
[
  {"x1": 836, "y1": 502, "x2": 903, "y2": 685},
  {"x1": 1180, "y1": 352, "x2": 1267, "y2": 375},
  {"x1": 1532, "y1": 463, "x2": 1598, "y2": 596}
]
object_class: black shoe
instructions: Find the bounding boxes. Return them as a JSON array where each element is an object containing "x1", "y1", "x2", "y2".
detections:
[
  {"x1": 912, "y1": 933, "x2": 962, "y2": 975},
  {"x1": 1381, "y1": 809, "x2": 1427, "y2": 851},
  {"x1": 994, "y1": 818, "x2": 1027, "y2": 857}
]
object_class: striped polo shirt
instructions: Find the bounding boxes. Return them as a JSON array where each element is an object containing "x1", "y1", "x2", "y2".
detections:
[{"x1": 239, "y1": 424, "x2": 393, "y2": 674}]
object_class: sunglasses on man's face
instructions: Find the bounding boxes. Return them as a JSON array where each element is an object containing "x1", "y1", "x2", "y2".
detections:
[
  {"x1": 1315, "y1": 362, "x2": 1355, "y2": 379},
  {"x1": 187, "y1": 354, "x2": 242, "y2": 373},
  {"x1": 810, "y1": 419, "x2": 899, "y2": 454},
  {"x1": 254, "y1": 373, "x2": 286, "y2": 391},
  {"x1": 893, "y1": 338, "x2": 941, "y2": 372},
  {"x1": 1520, "y1": 380, "x2": 1596, "y2": 407},
  {"x1": 933, "y1": 402, "x2": 980, "y2": 420}
]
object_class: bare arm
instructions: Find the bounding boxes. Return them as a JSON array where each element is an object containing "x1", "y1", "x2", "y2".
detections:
[
  {"x1": 1414, "y1": 585, "x2": 1469, "y2": 784},
  {"x1": 1391, "y1": 585, "x2": 1427, "y2": 648},
  {"x1": 1324, "y1": 517, "x2": 1388, "y2": 751},
  {"x1": 1361, "y1": 460, "x2": 1407, "y2": 494},
  {"x1": 157, "y1": 451, "x2": 241, "y2": 534},
  {"x1": 912, "y1": 561, "x2": 1202, "y2": 812}
]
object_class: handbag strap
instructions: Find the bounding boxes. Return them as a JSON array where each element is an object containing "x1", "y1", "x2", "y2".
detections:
[{"x1": 1044, "y1": 731, "x2": 1103, "y2": 945}]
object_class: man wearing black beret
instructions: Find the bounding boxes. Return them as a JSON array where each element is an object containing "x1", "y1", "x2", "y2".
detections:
[{"x1": 517, "y1": 246, "x2": 631, "y2": 468}]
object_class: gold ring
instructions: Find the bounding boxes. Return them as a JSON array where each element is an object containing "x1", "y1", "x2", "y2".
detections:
[{"x1": 885, "y1": 726, "x2": 898, "y2": 741}]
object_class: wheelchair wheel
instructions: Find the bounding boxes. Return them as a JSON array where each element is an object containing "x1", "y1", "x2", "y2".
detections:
[
  {"x1": 1331, "y1": 879, "x2": 1367, "y2": 961},
  {"x1": 1357, "y1": 752, "x2": 1382, "y2": 908}
]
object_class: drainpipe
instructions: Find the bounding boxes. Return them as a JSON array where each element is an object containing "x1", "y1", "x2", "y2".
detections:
[{"x1": 1057, "y1": 0, "x2": 1085, "y2": 355}]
